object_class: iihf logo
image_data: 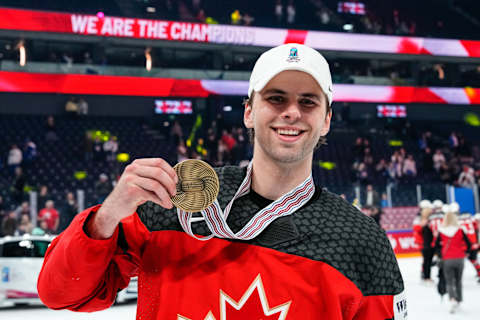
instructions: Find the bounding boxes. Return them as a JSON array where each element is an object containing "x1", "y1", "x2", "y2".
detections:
[{"x1": 286, "y1": 47, "x2": 300, "y2": 62}]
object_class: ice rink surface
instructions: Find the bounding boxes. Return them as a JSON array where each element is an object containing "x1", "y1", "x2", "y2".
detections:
[{"x1": 1, "y1": 257, "x2": 479, "y2": 319}]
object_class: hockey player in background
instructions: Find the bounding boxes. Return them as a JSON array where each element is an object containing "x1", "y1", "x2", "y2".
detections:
[
  {"x1": 459, "y1": 211, "x2": 480, "y2": 282},
  {"x1": 413, "y1": 200, "x2": 435, "y2": 283}
]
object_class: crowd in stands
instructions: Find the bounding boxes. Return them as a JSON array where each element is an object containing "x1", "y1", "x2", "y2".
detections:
[
  {"x1": 350, "y1": 127, "x2": 480, "y2": 188},
  {"x1": 2, "y1": 109, "x2": 480, "y2": 237}
]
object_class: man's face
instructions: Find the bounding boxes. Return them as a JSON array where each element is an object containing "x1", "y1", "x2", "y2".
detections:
[{"x1": 244, "y1": 70, "x2": 331, "y2": 164}]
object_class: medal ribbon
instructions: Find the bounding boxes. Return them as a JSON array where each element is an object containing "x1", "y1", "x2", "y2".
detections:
[{"x1": 177, "y1": 162, "x2": 315, "y2": 241}]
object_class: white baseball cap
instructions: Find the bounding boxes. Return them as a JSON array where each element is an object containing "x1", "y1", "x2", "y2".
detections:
[
  {"x1": 419, "y1": 200, "x2": 433, "y2": 209},
  {"x1": 450, "y1": 202, "x2": 460, "y2": 213},
  {"x1": 441, "y1": 204, "x2": 451, "y2": 214},
  {"x1": 433, "y1": 199, "x2": 444, "y2": 209},
  {"x1": 248, "y1": 43, "x2": 333, "y2": 106}
]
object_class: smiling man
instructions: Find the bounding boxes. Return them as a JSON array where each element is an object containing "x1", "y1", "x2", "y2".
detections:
[{"x1": 38, "y1": 44, "x2": 406, "y2": 319}]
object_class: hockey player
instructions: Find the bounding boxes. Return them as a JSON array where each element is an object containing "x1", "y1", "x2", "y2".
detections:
[
  {"x1": 413, "y1": 200, "x2": 435, "y2": 282},
  {"x1": 37, "y1": 44, "x2": 406, "y2": 319},
  {"x1": 459, "y1": 211, "x2": 480, "y2": 281}
]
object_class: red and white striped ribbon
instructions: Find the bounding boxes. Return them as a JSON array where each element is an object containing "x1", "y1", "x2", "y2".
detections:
[{"x1": 177, "y1": 162, "x2": 315, "y2": 241}]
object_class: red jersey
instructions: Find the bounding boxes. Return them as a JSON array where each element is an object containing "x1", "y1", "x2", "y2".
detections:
[
  {"x1": 412, "y1": 215, "x2": 423, "y2": 246},
  {"x1": 37, "y1": 208, "x2": 59, "y2": 231},
  {"x1": 459, "y1": 214, "x2": 478, "y2": 244},
  {"x1": 37, "y1": 166, "x2": 406, "y2": 320},
  {"x1": 435, "y1": 226, "x2": 471, "y2": 259}
]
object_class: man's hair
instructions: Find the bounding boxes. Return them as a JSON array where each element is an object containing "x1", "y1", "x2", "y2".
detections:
[{"x1": 242, "y1": 92, "x2": 332, "y2": 149}]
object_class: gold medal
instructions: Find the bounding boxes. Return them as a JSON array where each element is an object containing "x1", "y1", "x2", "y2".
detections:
[{"x1": 171, "y1": 159, "x2": 219, "y2": 212}]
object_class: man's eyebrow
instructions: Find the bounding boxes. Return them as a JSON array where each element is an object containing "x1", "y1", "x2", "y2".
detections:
[
  {"x1": 262, "y1": 88, "x2": 287, "y2": 95},
  {"x1": 299, "y1": 93, "x2": 321, "y2": 100}
]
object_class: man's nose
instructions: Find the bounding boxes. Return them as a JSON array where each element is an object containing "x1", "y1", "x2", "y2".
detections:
[{"x1": 280, "y1": 102, "x2": 301, "y2": 121}]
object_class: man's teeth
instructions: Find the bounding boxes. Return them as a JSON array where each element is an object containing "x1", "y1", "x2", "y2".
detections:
[{"x1": 277, "y1": 129, "x2": 300, "y2": 136}]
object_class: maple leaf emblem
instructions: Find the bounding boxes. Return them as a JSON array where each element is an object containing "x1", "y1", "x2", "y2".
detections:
[{"x1": 178, "y1": 274, "x2": 291, "y2": 320}]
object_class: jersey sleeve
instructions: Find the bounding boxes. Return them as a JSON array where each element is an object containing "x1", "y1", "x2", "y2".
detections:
[
  {"x1": 37, "y1": 204, "x2": 149, "y2": 312},
  {"x1": 353, "y1": 290, "x2": 407, "y2": 320}
]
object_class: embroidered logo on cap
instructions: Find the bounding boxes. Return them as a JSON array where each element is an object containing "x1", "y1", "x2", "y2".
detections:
[{"x1": 286, "y1": 47, "x2": 300, "y2": 62}]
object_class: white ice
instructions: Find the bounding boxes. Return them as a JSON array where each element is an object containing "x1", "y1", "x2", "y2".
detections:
[{"x1": 0, "y1": 257, "x2": 479, "y2": 319}]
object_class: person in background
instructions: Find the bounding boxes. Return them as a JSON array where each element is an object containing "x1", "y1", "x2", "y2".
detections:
[
  {"x1": 7, "y1": 144, "x2": 22, "y2": 176},
  {"x1": 95, "y1": 173, "x2": 112, "y2": 204},
  {"x1": 32, "y1": 220, "x2": 50, "y2": 236},
  {"x1": 419, "y1": 202, "x2": 434, "y2": 283},
  {"x1": 38, "y1": 185, "x2": 51, "y2": 211},
  {"x1": 1, "y1": 211, "x2": 17, "y2": 236},
  {"x1": 38, "y1": 200, "x2": 60, "y2": 234},
  {"x1": 11, "y1": 167, "x2": 26, "y2": 205},
  {"x1": 60, "y1": 192, "x2": 78, "y2": 232},
  {"x1": 435, "y1": 208, "x2": 472, "y2": 314},
  {"x1": 17, "y1": 214, "x2": 34, "y2": 235}
]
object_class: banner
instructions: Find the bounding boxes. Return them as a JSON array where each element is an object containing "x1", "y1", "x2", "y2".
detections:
[
  {"x1": 1, "y1": 71, "x2": 480, "y2": 104},
  {"x1": 387, "y1": 230, "x2": 419, "y2": 255},
  {"x1": 337, "y1": 2, "x2": 366, "y2": 15},
  {"x1": 0, "y1": 8, "x2": 480, "y2": 57}
]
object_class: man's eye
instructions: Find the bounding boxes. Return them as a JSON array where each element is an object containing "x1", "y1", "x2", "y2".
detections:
[
  {"x1": 267, "y1": 96, "x2": 285, "y2": 103},
  {"x1": 300, "y1": 99, "x2": 316, "y2": 106}
]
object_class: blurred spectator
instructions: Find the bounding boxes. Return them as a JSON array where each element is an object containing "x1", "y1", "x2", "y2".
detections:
[
  {"x1": 196, "y1": 9, "x2": 206, "y2": 23},
  {"x1": 381, "y1": 193, "x2": 389, "y2": 208},
  {"x1": 363, "y1": 147, "x2": 374, "y2": 167},
  {"x1": 95, "y1": 173, "x2": 112, "y2": 204},
  {"x1": 14, "y1": 201, "x2": 30, "y2": 219},
  {"x1": 38, "y1": 185, "x2": 51, "y2": 210},
  {"x1": 17, "y1": 214, "x2": 34, "y2": 235},
  {"x1": 243, "y1": 13, "x2": 254, "y2": 26},
  {"x1": 449, "y1": 132, "x2": 459, "y2": 151},
  {"x1": 319, "y1": 8, "x2": 330, "y2": 25},
  {"x1": 403, "y1": 154, "x2": 417, "y2": 178},
  {"x1": 352, "y1": 137, "x2": 364, "y2": 161},
  {"x1": 353, "y1": 161, "x2": 369, "y2": 185},
  {"x1": 65, "y1": 97, "x2": 78, "y2": 116},
  {"x1": 22, "y1": 138, "x2": 37, "y2": 172},
  {"x1": 433, "y1": 149, "x2": 446, "y2": 172},
  {"x1": 11, "y1": 167, "x2": 26, "y2": 205},
  {"x1": 38, "y1": 200, "x2": 60, "y2": 233},
  {"x1": 59, "y1": 192, "x2": 78, "y2": 232},
  {"x1": 7, "y1": 144, "x2": 22, "y2": 175},
  {"x1": 364, "y1": 184, "x2": 380, "y2": 208},
  {"x1": 83, "y1": 51, "x2": 93, "y2": 64},
  {"x1": 286, "y1": 0, "x2": 296, "y2": 25},
  {"x1": 458, "y1": 165, "x2": 475, "y2": 188},
  {"x1": 1, "y1": 211, "x2": 17, "y2": 236},
  {"x1": 275, "y1": 0, "x2": 283, "y2": 25},
  {"x1": 103, "y1": 136, "x2": 119, "y2": 162},
  {"x1": 439, "y1": 162, "x2": 453, "y2": 184},
  {"x1": 93, "y1": 136, "x2": 104, "y2": 161},
  {"x1": 32, "y1": 220, "x2": 49, "y2": 236},
  {"x1": 375, "y1": 158, "x2": 389, "y2": 183},
  {"x1": 77, "y1": 98, "x2": 89, "y2": 115},
  {"x1": 422, "y1": 147, "x2": 434, "y2": 174},
  {"x1": 45, "y1": 115, "x2": 58, "y2": 141},
  {"x1": 368, "y1": 206, "x2": 382, "y2": 226}
]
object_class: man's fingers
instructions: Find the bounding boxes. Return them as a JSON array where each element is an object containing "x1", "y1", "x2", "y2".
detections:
[
  {"x1": 132, "y1": 158, "x2": 178, "y2": 183},
  {"x1": 130, "y1": 164, "x2": 177, "y2": 196},
  {"x1": 133, "y1": 176, "x2": 174, "y2": 208}
]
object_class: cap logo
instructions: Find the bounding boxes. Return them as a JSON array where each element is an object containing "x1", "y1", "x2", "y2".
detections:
[{"x1": 286, "y1": 47, "x2": 300, "y2": 62}]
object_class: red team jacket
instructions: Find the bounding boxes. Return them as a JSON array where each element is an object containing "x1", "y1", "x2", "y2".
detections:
[{"x1": 37, "y1": 166, "x2": 406, "y2": 320}]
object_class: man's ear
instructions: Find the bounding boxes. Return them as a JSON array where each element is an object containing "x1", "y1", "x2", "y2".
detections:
[
  {"x1": 320, "y1": 109, "x2": 332, "y2": 136},
  {"x1": 244, "y1": 103, "x2": 254, "y2": 129}
]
